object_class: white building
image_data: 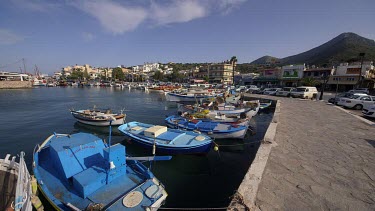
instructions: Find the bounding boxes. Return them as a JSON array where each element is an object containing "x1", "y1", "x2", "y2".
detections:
[{"x1": 281, "y1": 64, "x2": 306, "y2": 86}]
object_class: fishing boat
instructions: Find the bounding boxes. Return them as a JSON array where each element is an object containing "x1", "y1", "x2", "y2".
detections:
[
  {"x1": 165, "y1": 116, "x2": 248, "y2": 139},
  {"x1": 119, "y1": 122, "x2": 213, "y2": 154},
  {"x1": 70, "y1": 108, "x2": 126, "y2": 126},
  {"x1": 165, "y1": 89, "x2": 221, "y2": 102},
  {"x1": 181, "y1": 110, "x2": 251, "y2": 126},
  {"x1": 33, "y1": 132, "x2": 168, "y2": 210},
  {"x1": 1, "y1": 152, "x2": 32, "y2": 211},
  {"x1": 260, "y1": 101, "x2": 272, "y2": 110}
]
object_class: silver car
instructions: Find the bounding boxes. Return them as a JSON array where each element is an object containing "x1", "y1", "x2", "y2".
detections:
[{"x1": 276, "y1": 87, "x2": 296, "y2": 97}]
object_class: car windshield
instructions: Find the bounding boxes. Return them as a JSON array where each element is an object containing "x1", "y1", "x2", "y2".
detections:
[
  {"x1": 349, "y1": 95, "x2": 361, "y2": 99},
  {"x1": 296, "y1": 88, "x2": 306, "y2": 92}
]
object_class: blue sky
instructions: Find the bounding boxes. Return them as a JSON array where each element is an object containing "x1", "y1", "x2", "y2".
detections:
[{"x1": 0, "y1": 0, "x2": 374, "y2": 74}]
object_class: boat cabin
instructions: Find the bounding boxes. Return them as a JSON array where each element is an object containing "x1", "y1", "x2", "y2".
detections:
[{"x1": 39, "y1": 133, "x2": 130, "y2": 198}]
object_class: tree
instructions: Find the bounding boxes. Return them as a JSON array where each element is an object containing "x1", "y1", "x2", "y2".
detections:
[
  {"x1": 112, "y1": 67, "x2": 125, "y2": 81},
  {"x1": 83, "y1": 69, "x2": 89, "y2": 80},
  {"x1": 230, "y1": 56, "x2": 237, "y2": 85},
  {"x1": 153, "y1": 70, "x2": 164, "y2": 81},
  {"x1": 302, "y1": 77, "x2": 318, "y2": 86}
]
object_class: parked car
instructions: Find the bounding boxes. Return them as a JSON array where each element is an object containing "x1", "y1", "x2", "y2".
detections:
[
  {"x1": 362, "y1": 104, "x2": 375, "y2": 118},
  {"x1": 328, "y1": 92, "x2": 354, "y2": 105},
  {"x1": 235, "y1": 86, "x2": 247, "y2": 92},
  {"x1": 338, "y1": 95, "x2": 375, "y2": 110},
  {"x1": 276, "y1": 87, "x2": 296, "y2": 97},
  {"x1": 348, "y1": 88, "x2": 369, "y2": 94},
  {"x1": 290, "y1": 86, "x2": 318, "y2": 99},
  {"x1": 246, "y1": 85, "x2": 260, "y2": 93},
  {"x1": 263, "y1": 88, "x2": 282, "y2": 95},
  {"x1": 336, "y1": 93, "x2": 368, "y2": 106}
]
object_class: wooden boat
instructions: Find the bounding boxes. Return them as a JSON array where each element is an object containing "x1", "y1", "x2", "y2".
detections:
[
  {"x1": 260, "y1": 101, "x2": 272, "y2": 109},
  {"x1": 119, "y1": 122, "x2": 213, "y2": 154},
  {"x1": 165, "y1": 116, "x2": 248, "y2": 139},
  {"x1": 33, "y1": 132, "x2": 168, "y2": 210},
  {"x1": 165, "y1": 90, "x2": 222, "y2": 102},
  {"x1": 70, "y1": 108, "x2": 125, "y2": 126},
  {"x1": 1, "y1": 152, "x2": 32, "y2": 211}
]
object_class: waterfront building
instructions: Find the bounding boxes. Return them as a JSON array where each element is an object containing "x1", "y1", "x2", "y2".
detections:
[
  {"x1": 253, "y1": 68, "x2": 281, "y2": 87},
  {"x1": 303, "y1": 67, "x2": 335, "y2": 89},
  {"x1": 235, "y1": 73, "x2": 259, "y2": 85},
  {"x1": 327, "y1": 61, "x2": 374, "y2": 91},
  {"x1": 281, "y1": 64, "x2": 305, "y2": 86},
  {"x1": 198, "y1": 63, "x2": 234, "y2": 84}
]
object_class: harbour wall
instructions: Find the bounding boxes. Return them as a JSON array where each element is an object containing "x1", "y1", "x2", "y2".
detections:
[
  {"x1": 0, "y1": 81, "x2": 32, "y2": 89},
  {"x1": 228, "y1": 97, "x2": 280, "y2": 210}
]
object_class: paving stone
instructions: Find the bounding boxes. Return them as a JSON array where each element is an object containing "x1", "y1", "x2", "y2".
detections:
[{"x1": 245, "y1": 94, "x2": 375, "y2": 211}]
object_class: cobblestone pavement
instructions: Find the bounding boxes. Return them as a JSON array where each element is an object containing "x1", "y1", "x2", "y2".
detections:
[{"x1": 248, "y1": 94, "x2": 375, "y2": 210}]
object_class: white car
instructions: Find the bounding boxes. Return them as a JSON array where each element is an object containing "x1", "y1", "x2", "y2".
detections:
[
  {"x1": 348, "y1": 88, "x2": 369, "y2": 94},
  {"x1": 339, "y1": 95, "x2": 375, "y2": 110},
  {"x1": 263, "y1": 88, "x2": 281, "y2": 95},
  {"x1": 290, "y1": 86, "x2": 318, "y2": 99},
  {"x1": 362, "y1": 105, "x2": 375, "y2": 118},
  {"x1": 276, "y1": 87, "x2": 296, "y2": 97}
]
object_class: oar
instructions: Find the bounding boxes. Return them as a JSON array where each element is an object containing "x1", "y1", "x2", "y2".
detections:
[{"x1": 126, "y1": 156, "x2": 172, "y2": 161}]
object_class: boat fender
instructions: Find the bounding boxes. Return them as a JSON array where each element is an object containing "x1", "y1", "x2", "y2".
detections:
[{"x1": 31, "y1": 196, "x2": 44, "y2": 211}]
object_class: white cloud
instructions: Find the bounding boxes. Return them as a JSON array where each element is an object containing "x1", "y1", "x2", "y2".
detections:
[
  {"x1": 150, "y1": 1, "x2": 207, "y2": 25},
  {"x1": 10, "y1": 0, "x2": 248, "y2": 34},
  {"x1": 217, "y1": 0, "x2": 248, "y2": 14},
  {"x1": 82, "y1": 32, "x2": 95, "y2": 42},
  {"x1": 73, "y1": 0, "x2": 147, "y2": 34},
  {"x1": 0, "y1": 29, "x2": 24, "y2": 45}
]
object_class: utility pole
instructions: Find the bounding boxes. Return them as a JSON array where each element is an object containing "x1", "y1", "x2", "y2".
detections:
[{"x1": 357, "y1": 53, "x2": 365, "y2": 88}]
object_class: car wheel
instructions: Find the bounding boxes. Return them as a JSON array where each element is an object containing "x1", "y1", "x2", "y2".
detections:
[{"x1": 353, "y1": 104, "x2": 363, "y2": 110}]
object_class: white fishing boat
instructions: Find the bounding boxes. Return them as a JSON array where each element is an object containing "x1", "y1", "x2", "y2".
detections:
[
  {"x1": 70, "y1": 108, "x2": 126, "y2": 126},
  {"x1": 0, "y1": 152, "x2": 32, "y2": 211},
  {"x1": 166, "y1": 89, "x2": 221, "y2": 102}
]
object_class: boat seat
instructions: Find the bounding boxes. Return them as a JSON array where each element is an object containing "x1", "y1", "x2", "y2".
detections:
[{"x1": 72, "y1": 166, "x2": 107, "y2": 198}]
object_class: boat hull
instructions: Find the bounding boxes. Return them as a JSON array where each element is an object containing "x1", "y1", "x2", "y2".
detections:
[
  {"x1": 166, "y1": 93, "x2": 218, "y2": 102},
  {"x1": 165, "y1": 122, "x2": 247, "y2": 139},
  {"x1": 71, "y1": 111, "x2": 125, "y2": 126},
  {"x1": 74, "y1": 117, "x2": 124, "y2": 126},
  {"x1": 123, "y1": 133, "x2": 212, "y2": 154},
  {"x1": 119, "y1": 123, "x2": 213, "y2": 154}
]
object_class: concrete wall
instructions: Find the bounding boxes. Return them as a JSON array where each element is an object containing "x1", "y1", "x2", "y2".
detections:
[{"x1": 0, "y1": 81, "x2": 32, "y2": 89}]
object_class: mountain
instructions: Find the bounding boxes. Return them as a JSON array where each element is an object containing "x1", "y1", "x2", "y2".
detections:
[
  {"x1": 250, "y1": 55, "x2": 280, "y2": 65},
  {"x1": 251, "y1": 32, "x2": 375, "y2": 66}
]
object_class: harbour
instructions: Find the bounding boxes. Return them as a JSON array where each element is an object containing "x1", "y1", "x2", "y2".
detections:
[{"x1": 0, "y1": 86, "x2": 274, "y2": 209}]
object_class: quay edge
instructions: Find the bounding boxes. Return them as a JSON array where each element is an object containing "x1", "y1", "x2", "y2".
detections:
[
  {"x1": 228, "y1": 96, "x2": 280, "y2": 210},
  {"x1": 0, "y1": 81, "x2": 32, "y2": 89}
]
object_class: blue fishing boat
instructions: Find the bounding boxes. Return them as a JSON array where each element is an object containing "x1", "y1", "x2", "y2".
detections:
[
  {"x1": 33, "y1": 132, "x2": 168, "y2": 210},
  {"x1": 165, "y1": 116, "x2": 248, "y2": 139},
  {"x1": 118, "y1": 122, "x2": 213, "y2": 154}
]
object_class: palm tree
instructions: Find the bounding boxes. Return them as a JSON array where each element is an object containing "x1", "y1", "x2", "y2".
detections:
[
  {"x1": 230, "y1": 56, "x2": 237, "y2": 85},
  {"x1": 302, "y1": 77, "x2": 318, "y2": 86}
]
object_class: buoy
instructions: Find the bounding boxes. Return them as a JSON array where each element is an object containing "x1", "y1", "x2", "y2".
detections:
[{"x1": 214, "y1": 145, "x2": 219, "y2": 151}]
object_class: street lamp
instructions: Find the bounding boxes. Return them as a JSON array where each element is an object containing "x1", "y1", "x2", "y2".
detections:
[{"x1": 319, "y1": 72, "x2": 329, "y2": 100}]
